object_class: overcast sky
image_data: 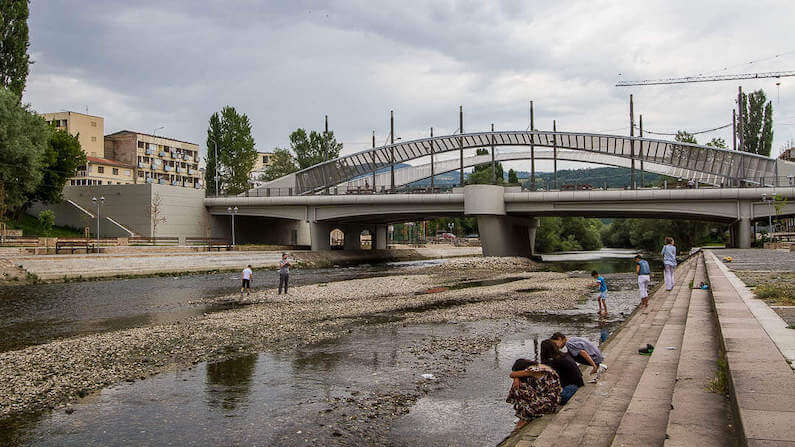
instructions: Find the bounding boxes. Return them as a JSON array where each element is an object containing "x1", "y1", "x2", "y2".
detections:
[{"x1": 23, "y1": 1, "x2": 795, "y2": 171}]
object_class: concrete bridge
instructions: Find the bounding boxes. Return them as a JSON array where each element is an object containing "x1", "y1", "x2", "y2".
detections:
[
  {"x1": 205, "y1": 186, "x2": 795, "y2": 254},
  {"x1": 206, "y1": 128, "x2": 795, "y2": 255}
]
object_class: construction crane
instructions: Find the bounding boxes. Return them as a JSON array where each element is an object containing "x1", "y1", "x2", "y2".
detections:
[{"x1": 616, "y1": 70, "x2": 795, "y2": 87}]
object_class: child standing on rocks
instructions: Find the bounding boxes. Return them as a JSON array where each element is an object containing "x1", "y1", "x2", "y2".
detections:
[
  {"x1": 241, "y1": 264, "x2": 253, "y2": 297},
  {"x1": 591, "y1": 270, "x2": 608, "y2": 315}
]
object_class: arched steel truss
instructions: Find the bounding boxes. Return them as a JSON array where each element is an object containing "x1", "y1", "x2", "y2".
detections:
[{"x1": 284, "y1": 130, "x2": 778, "y2": 194}]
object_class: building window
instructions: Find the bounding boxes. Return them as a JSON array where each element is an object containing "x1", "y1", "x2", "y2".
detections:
[
  {"x1": 97, "y1": 166, "x2": 104, "y2": 174},
  {"x1": 138, "y1": 141, "x2": 145, "y2": 149},
  {"x1": 91, "y1": 121, "x2": 97, "y2": 127},
  {"x1": 125, "y1": 170, "x2": 130, "y2": 176},
  {"x1": 91, "y1": 136, "x2": 97, "y2": 142},
  {"x1": 138, "y1": 171, "x2": 144, "y2": 178},
  {"x1": 263, "y1": 156, "x2": 269, "y2": 164},
  {"x1": 112, "y1": 168, "x2": 119, "y2": 175}
]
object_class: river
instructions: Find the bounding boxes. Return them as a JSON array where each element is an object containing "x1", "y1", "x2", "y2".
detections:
[{"x1": 0, "y1": 248, "x2": 661, "y2": 446}]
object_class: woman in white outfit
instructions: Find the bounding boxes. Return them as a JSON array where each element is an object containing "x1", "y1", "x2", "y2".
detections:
[
  {"x1": 661, "y1": 237, "x2": 677, "y2": 291},
  {"x1": 635, "y1": 255, "x2": 652, "y2": 308}
]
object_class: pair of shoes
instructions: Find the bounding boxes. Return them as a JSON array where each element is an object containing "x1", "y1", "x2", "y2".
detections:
[{"x1": 638, "y1": 344, "x2": 654, "y2": 355}]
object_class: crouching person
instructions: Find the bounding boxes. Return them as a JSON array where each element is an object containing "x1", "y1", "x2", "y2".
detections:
[{"x1": 506, "y1": 358, "x2": 562, "y2": 430}]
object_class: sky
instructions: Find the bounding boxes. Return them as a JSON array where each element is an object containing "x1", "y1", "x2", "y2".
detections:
[{"x1": 23, "y1": 1, "x2": 795, "y2": 172}]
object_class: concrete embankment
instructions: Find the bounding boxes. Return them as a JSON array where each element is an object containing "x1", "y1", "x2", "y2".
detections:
[{"x1": 5, "y1": 245, "x2": 482, "y2": 282}]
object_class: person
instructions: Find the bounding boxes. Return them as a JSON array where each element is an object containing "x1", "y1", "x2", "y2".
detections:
[
  {"x1": 278, "y1": 253, "x2": 291, "y2": 294},
  {"x1": 550, "y1": 332, "x2": 607, "y2": 379},
  {"x1": 540, "y1": 339, "x2": 583, "y2": 405},
  {"x1": 591, "y1": 270, "x2": 608, "y2": 315},
  {"x1": 635, "y1": 254, "x2": 652, "y2": 309},
  {"x1": 661, "y1": 237, "x2": 677, "y2": 291},
  {"x1": 241, "y1": 264, "x2": 253, "y2": 297},
  {"x1": 506, "y1": 358, "x2": 561, "y2": 430}
]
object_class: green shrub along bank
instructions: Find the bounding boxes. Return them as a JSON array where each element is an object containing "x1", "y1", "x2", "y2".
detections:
[
  {"x1": 7, "y1": 213, "x2": 83, "y2": 237},
  {"x1": 600, "y1": 218, "x2": 727, "y2": 252},
  {"x1": 535, "y1": 217, "x2": 603, "y2": 253}
]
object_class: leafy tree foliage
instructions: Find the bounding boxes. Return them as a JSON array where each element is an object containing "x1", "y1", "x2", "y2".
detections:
[
  {"x1": 737, "y1": 89, "x2": 773, "y2": 156},
  {"x1": 675, "y1": 131, "x2": 698, "y2": 144},
  {"x1": 205, "y1": 106, "x2": 257, "y2": 195},
  {"x1": 0, "y1": 88, "x2": 49, "y2": 219},
  {"x1": 466, "y1": 148, "x2": 503, "y2": 185},
  {"x1": 507, "y1": 169, "x2": 519, "y2": 184},
  {"x1": 33, "y1": 129, "x2": 85, "y2": 204},
  {"x1": 260, "y1": 148, "x2": 298, "y2": 182},
  {"x1": 37, "y1": 209, "x2": 54, "y2": 236},
  {"x1": 0, "y1": 0, "x2": 30, "y2": 98},
  {"x1": 706, "y1": 137, "x2": 726, "y2": 148},
  {"x1": 601, "y1": 218, "x2": 724, "y2": 252},
  {"x1": 288, "y1": 128, "x2": 343, "y2": 170},
  {"x1": 535, "y1": 217, "x2": 603, "y2": 253}
]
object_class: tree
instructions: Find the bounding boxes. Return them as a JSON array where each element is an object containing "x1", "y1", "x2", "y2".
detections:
[
  {"x1": 206, "y1": 106, "x2": 257, "y2": 195},
  {"x1": 675, "y1": 131, "x2": 698, "y2": 144},
  {"x1": 466, "y1": 148, "x2": 504, "y2": 184},
  {"x1": 259, "y1": 148, "x2": 298, "y2": 182},
  {"x1": 289, "y1": 128, "x2": 343, "y2": 169},
  {"x1": 507, "y1": 169, "x2": 519, "y2": 184},
  {"x1": 37, "y1": 209, "x2": 54, "y2": 236},
  {"x1": 0, "y1": 1, "x2": 31, "y2": 98},
  {"x1": 148, "y1": 192, "x2": 167, "y2": 237},
  {"x1": 0, "y1": 88, "x2": 50, "y2": 220},
  {"x1": 33, "y1": 129, "x2": 85, "y2": 204},
  {"x1": 738, "y1": 89, "x2": 773, "y2": 156},
  {"x1": 706, "y1": 137, "x2": 726, "y2": 149}
]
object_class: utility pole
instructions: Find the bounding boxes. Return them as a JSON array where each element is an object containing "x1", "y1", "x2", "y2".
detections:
[
  {"x1": 430, "y1": 127, "x2": 435, "y2": 190},
  {"x1": 732, "y1": 109, "x2": 737, "y2": 151},
  {"x1": 324, "y1": 115, "x2": 329, "y2": 194},
  {"x1": 639, "y1": 115, "x2": 645, "y2": 187},
  {"x1": 390, "y1": 111, "x2": 395, "y2": 192},
  {"x1": 630, "y1": 94, "x2": 636, "y2": 189},
  {"x1": 530, "y1": 101, "x2": 536, "y2": 190},
  {"x1": 459, "y1": 106, "x2": 464, "y2": 186},
  {"x1": 737, "y1": 86, "x2": 745, "y2": 184},
  {"x1": 553, "y1": 120, "x2": 558, "y2": 190},
  {"x1": 372, "y1": 130, "x2": 376, "y2": 192},
  {"x1": 490, "y1": 123, "x2": 496, "y2": 184}
]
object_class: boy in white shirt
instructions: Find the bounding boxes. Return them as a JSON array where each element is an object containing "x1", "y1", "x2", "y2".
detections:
[{"x1": 241, "y1": 264, "x2": 253, "y2": 297}]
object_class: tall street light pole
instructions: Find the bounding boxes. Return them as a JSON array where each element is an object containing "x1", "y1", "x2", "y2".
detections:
[
  {"x1": 227, "y1": 206, "x2": 238, "y2": 247},
  {"x1": 91, "y1": 196, "x2": 104, "y2": 252},
  {"x1": 762, "y1": 194, "x2": 774, "y2": 241}
]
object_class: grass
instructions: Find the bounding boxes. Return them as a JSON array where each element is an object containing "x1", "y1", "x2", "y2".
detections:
[
  {"x1": 753, "y1": 283, "x2": 795, "y2": 306},
  {"x1": 6, "y1": 214, "x2": 84, "y2": 237},
  {"x1": 708, "y1": 355, "x2": 729, "y2": 395}
]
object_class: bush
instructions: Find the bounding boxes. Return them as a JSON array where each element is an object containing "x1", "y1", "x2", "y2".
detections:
[
  {"x1": 37, "y1": 210, "x2": 55, "y2": 236},
  {"x1": 754, "y1": 283, "x2": 795, "y2": 305}
]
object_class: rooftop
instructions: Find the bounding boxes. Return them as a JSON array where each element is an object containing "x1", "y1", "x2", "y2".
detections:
[
  {"x1": 105, "y1": 130, "x2": 197, "y2": 146},
  {"x1": 40, "y1": 110, "x2": 104, "y2": 119}
]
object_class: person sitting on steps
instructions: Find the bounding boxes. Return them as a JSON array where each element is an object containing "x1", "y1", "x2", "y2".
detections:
[
  {"x1": 550, "y1": 332, "x2": 607, "y2": 381},
  {"x1": 506, "y1": 358, "x2": 561, "y2": 431},
  {"x1": 540, "y1": 339, "x2": 583, "y2": 405}
]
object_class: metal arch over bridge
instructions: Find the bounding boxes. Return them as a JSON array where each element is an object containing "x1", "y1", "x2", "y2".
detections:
[{"x1": 280, "y1": 130, "x2": 782, "y2": 194}]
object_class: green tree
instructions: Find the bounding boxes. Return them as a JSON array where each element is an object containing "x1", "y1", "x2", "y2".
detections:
[
  {"x1": 0, "y1": 0, "x2": 30, "y2": 98},
  {"x1": 507, "y1": 169, "x2": 519, "y2": 184},
  {"x1": 259, "y1": 148, "x2": 297, "y2": 182},
  {"x1": 466, "y1": 148, "x2": 504, "y2": 184},
  {"x1": 206, "y1": 106, "x2": 257, "y2": 195},
  {"x1": 738, "y1": 89, "x2": 773, "y2": 156},
  {"x1": 289, "y1": 128, "x2": 343, "y2": 169},
  {"x1": 0, "y1": 88, "x2": 50, "y2": 220},
  {"x1": 706, "y1": 137, "x2": 727, "y2": 148},
  {"x1": 675, "y1": 131, "x2": 698, "y2": 144},
  {"x1": 37, "y1": 209, "x2": 54, "y2": 236},
  {"x1": 33, "y1": 129, "x2": 85, "y2": 204}
]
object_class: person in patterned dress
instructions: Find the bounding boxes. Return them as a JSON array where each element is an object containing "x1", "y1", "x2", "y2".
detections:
[{"x1": 506, "y1": 358, "x2": 562, "y2": 429}]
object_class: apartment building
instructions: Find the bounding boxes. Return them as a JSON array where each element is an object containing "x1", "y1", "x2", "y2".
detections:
[
  {"x1": 70, "y1": 157, "x2": 135, "y2": 185},
  {"x1": 249, "y1": 150, "x2": 275, "y2": 187},
  {"x1": 105, "y1": 130, "x2": 203, "y2": 188},
  {"x1": 41, "y1": 111, "x2": 105, "y2": 157}
]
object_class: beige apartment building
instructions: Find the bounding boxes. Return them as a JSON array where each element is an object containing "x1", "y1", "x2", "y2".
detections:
[
  {"x1": 41, "y1": 111, "x2": 105, "y2": 157},
  {"x1": 70, "y1": 157, "x2": 135, "y2": 185},
  {"x1": 105, "y1": 130, "x2": 203, "y2": 188},
  {"x1": 253, "y1": 151, "x2": 275, "y2": 172}
]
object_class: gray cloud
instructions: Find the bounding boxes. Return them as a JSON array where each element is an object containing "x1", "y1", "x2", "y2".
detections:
[{"x1": 24, "y1": 1, "x2": 795, "y2": 165}]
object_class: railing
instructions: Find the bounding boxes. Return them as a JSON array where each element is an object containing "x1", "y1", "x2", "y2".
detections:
[{"x1": 129, "y1": 237, "x2": 179, "y2": 246}]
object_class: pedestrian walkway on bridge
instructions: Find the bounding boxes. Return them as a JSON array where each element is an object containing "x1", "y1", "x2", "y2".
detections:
[{"x1": 500, "y1": 250, "x2": 795, "y2": 447}]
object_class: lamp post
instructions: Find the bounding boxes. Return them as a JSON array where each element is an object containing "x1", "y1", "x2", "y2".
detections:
[
  {"x1": 91, "y1": 196, "x2": 104, "y2": 252},
  {"x1": 227, "y1": 206, "x2": 238, "y2": 247},
  {"x1": 762, "y1": 194, "x2": 774, "y2": 241}
]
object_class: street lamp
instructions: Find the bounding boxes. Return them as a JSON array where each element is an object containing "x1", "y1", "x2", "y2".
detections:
[
  {"x1": 762, "y1": 193, "x2": 774, "y2": 241},
  {"x1": 91, "y1": 196, "x2": 104, "y2": 252},
  {"x1": 227, "y1": 206, "x2": 238, "y2": 247}
]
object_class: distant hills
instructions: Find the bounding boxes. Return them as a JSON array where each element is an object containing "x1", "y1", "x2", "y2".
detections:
[{"x1": 409, "y1": 166, "x2": 662, "y2": 188}]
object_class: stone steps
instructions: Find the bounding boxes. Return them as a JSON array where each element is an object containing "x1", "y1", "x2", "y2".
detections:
[
  {"x1": 525, "y1": 257, "x2": 698, "y2": 447},
  {"x1": 609, "y1": 255, "x2": 697, "y2": 446},
  {"x1": 663, "y1": 255, "x2": 732, "y2": 446},
  {"x1": 704, "y1": 251, "x2": 795, "y2": 446}
]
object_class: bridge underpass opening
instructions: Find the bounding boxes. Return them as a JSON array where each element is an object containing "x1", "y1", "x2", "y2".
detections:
[{"x1": 231, "y1": 216, "x2": 309, "y2": 247}]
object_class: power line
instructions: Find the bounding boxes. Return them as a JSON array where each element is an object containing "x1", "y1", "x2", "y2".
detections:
[
  {"x1": 616, "y1": 70, "x2": 795, "y2": 87},
  {"x1": 632, "y1": 122, "x2": 732, "y2": 136}
]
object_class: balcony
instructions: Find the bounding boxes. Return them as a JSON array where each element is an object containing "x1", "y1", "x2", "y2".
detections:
[
  {"x1": 159, "y1": 179, "x2": 167, "y2": 185},
  {"x1": 145, "y1": 148, "x2": 153, "y2": 155},
  {"x1": 171, "y1": 180, "x2": 179, "y2": 186},
  {"x1": 176, "y1": 167, "x2": 183, "y2": 173},
  {"x1": 183, "y1": 154, "x2": 191, "y2": 161},
  {"x1": 188, "y1": 169, "x2": 196, "y2": 175},
  {"x1": 150, "y1": 164, "x2": 158, "y2": 170},
  {"x1": 138, "y1": 162, "x2": 145, "y2": 168},
  {"x1": 158, "y1": 151, "x2": 166, "y2": 157},
  {"x1": 164, "y1": 166, "x2": 172, "y2": 172},
  {"x1": 195, "y1": 183, "x2": 202, "y2": 189},
  {"x1": 146, "y1": 178, "x2": 154, "y2": 184}
]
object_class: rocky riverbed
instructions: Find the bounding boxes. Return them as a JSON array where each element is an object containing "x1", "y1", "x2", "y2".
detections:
[{"x1": 0, "y1": 257, "x2": 593, "y2": 418}]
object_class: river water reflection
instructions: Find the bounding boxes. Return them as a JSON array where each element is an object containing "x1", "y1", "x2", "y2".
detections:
[{"x1": 1, "y1": 249, "x2": 660, "y2": 446}]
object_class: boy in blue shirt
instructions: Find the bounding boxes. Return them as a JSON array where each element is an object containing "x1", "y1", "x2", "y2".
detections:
[{"x1": 591, "y1": 270, "x2": 608, "y2": 315}]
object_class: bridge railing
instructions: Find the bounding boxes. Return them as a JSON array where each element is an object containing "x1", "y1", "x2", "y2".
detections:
[{"x1": 205, "y1": 175, "x2": 795, "y2": 198}]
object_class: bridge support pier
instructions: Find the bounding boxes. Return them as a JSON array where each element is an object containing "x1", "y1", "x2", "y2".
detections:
[
  {"x1": 374, "y1": 224, "x2": 388, "y2": 250},
  {"x1": 310, "y1": 222, "x2": 331, "y2": 250},
  {"x1": 732, "y1": 218, "x2": 752, "y2": 249},
  {"x1": 344, "y1": 225, "x2": 363, "y2": 250},
  {"x1": 465, "y1": 184, "x2": 536, "y2": 257},
  {"x1": 528, "y1": 217, "x2": 540, "y2": 256}
]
